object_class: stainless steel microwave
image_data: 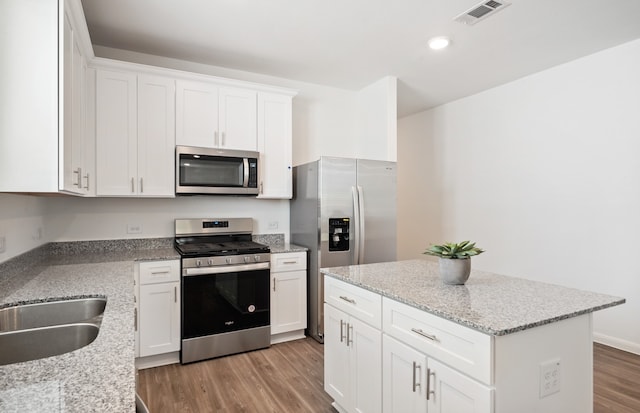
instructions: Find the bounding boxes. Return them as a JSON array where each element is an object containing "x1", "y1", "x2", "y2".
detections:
[{"x1": 175, "y1": 145, "x2": 259, "y2": 195}]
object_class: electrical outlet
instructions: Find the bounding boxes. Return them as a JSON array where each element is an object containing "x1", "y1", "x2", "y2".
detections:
[
  {"x1": 127, "y1": 224, "x2": 143, "y2": 234},
  {"x1": 268, "y1": 221, "x2": 279, "y2": 230},
  {"x1": 0, "y1": 236, "x2": 5, "y2": 253},
  {"x1": 540, "y1": 358, "x2": 561, "y2": 398}
]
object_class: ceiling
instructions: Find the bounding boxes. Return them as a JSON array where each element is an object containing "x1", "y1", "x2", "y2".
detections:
[{"x1": 81, "y1": 0, "x2": 640, "y2": 118}]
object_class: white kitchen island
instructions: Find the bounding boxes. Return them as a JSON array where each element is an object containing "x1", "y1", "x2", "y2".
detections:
[{"x1": 320, "y1": 259, "x2": 625, "y2": 413}]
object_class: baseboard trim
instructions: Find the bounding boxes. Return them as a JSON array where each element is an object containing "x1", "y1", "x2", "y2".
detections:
[{"x1": 594, "y1": 333, "x2": 640, "y2": 355}]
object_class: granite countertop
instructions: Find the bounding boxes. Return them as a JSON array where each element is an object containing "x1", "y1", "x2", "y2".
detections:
[
  {"x1": 0, "y1": 240, "x2": 179, "y2": 413},
  {"x1": 320, "y1": 259, "x2": 625, "y2": 336},
  {"x1": 268, "y1": 243, "x2": 308, "y2": 254}
]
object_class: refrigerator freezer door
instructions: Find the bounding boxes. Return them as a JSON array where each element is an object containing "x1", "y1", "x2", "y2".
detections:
[
  {"x1": 319, "y1": 157, "x2": 357, "y2": 269},
  {"x1": 357, "y1": 159, "x2": 397, "y2": 264}
]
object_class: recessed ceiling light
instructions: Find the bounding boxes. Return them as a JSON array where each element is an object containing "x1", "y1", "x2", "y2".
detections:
[{"x1": 428, "y1": 36, "x2": 450, "y2": 50}]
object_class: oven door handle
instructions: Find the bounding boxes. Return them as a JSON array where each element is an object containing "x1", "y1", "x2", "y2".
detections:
[{"x1": 183, "y1": 262, "x2": 270, "y2": 276}]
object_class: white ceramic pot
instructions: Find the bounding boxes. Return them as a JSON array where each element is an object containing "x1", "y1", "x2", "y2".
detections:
[{"x1": 439, "y1": 258, "x2": 471, "y2": 285}]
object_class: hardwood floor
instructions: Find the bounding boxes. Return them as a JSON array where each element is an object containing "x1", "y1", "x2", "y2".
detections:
[
  {"x1": 137, "y1": 338, "x2": 335, "y2": 413},
  {"x1": 594, "y1": 343, "x2": 640, "y2": 413},
  {"x1": 138, "y1": 338, "x2": 640, "y2": 412}
]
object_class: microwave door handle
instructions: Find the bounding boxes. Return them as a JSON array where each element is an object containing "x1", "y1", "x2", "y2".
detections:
[{"x1": 243, "y1": 158, "x2": 249, "y2": 188}]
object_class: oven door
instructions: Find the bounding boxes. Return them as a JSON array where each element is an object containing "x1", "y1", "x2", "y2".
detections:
[{"x1": 182, "y1": 263, "x2": 270, "y2": 340}]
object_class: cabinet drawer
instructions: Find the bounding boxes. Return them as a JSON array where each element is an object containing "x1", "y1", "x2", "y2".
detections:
[
  {"x1": 325, "y1": 277, "x2": 381, "y2": 329},
  {"x1": 271, "y1": 251, "x2": 307, "y2": 272},
  {"x1": 383, "y1": 297, "x2": 492, "y2": 384},
  {"x1": 139, "y1": 260, "x2": 180, "y2": 285}
]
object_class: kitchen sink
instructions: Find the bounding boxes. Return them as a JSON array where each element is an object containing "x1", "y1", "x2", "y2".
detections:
[
  {"x1": 0, "y1": 322, "x2": 100, "y2": 365},
  {"x1": 0, "y1": 297, "x2": 106, "y2": 332}
]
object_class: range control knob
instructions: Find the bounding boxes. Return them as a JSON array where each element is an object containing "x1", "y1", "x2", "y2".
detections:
[
  {"x1": 196, "y1": 260, "x2": 202, "y2": 267},
  {"x1": 254, "y1": 255, "x2": 261, "y2": 262},
  {"x1": 244, "y1": 256, "x2": 250, "y2": 263},
  {"x1": 226, "y1": 257, "x2": 232, "y2": 264},
  {"x1": 208, "y1": 259, "x2": 214, "y2": 266}
]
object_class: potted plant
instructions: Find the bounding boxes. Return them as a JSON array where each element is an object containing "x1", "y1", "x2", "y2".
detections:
[{"x1": 423, "y1": 241, "x2": 485, "y2": 285}]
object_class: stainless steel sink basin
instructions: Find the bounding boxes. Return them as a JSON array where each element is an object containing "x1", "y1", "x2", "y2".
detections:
[
  {"x1": 0, "y1": 297, "x2": 106, "y2": 332},
  {"x1": 0, "y1": 322, "x2": 100, "y2": 365}
]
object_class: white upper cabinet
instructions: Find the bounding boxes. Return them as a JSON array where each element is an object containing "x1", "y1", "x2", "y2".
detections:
[
  {"x1": 176, "y1": 80, "x2": 257, "y2": 151},
  {"x1": 96, "y1": 70, "x2": 175, "y2": 197},
  {"x1": 257, "y1": 92, "x2": 294, "y2": 199},
  {"x1": 0, "y1": 0, "x2": 92, "y2": 194}
]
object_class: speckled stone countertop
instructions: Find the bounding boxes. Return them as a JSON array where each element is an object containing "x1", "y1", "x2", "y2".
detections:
[
  {"x1": 321, "y1": 259, "x2": 625, "y2": 336},
  {"x1": 0, "y1": 239, "x2": 179, "y2": 413},
  {"x1": 252, "y1": 234, "x2": 308, "y2": 254}
]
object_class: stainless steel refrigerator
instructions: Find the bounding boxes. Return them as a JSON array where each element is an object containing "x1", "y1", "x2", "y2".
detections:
[{"x1": 290, "y1": 157, "x2": 397, "y2": 343}]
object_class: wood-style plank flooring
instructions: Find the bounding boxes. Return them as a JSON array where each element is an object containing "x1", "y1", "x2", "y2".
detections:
[
  {"x1": 594, "y1": 342, "x2": 640, "y2": 413},
  {"x1": 137, "y1": 338, "x2": 640, "y2": 413},
  {"x1": 137, "y1": 338, "x2": 335, "y2": 413}
]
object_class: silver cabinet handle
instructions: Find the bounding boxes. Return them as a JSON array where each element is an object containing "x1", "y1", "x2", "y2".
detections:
[
  {"x1": 221, "y1": 131, "x2": 225, "y2": 146},
  {"x1": 339, "y1": 295, "x2": 356, "y2": 305},
  {"x1": 411, "y1": 328, "x2": 438, "y2": 342},
  {"x1": 340, "y1": 319, "x2": 345, "y2": 343},
  {"x1": 347, "y1": 323, "x2": 353, "y2": 346},
  {"x1": 412, "y1": 361, "x2": 422, "y2": 392},
  {"x1": 282, "y1": 260, "x2": 297, "y2": 265},
  {"x1": 131, "y1": 177, "x2": 135, "y2": 193},
  {"x1": 73, "y1": 167, "x2": 82, "y2": 186},
  {"x1": 260, "y1": 182, "x2": 264, "y2": 194},
  {"x1": 174, "y1": 286, "x2": 177, "y2": 303},
  {"x1": 214, "y1": 131, "x2": 219, "y2": 146},
  {"x1": 83, "y1": 173, "x2": 90, "y2": 190},
  {"x1": 426, "y1": 368, "x2": 435, "y2": 400},
  {"x1": 273, "y1": 278, "x2": 276, "y2": 292},
  {"x1": 140, "y1": 177, "x2": 144, "y2": 193},
  {"x1": 134, "y1": 307, "x2": 138, "y2": 332}
]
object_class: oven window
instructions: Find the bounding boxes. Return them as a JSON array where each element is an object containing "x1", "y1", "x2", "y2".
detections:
[
  {"x1": 179, "y1": 154, "x2": 244, "y2": 187},
  {"x1": 182, "y1": 268, "x2": 270, "y2": 339}
]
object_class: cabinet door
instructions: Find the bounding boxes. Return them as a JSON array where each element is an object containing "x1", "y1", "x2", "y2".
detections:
[
  {"x1": 60, "y1": 11, "x2": 84, "y2": 194},
  {"x1": 324, "y1": 304, "x2": 350, "y2": 409},
  {"x1": 257, "y1": 92, "x2": 293, "y2": 199},
  {"x1": 350, "y1": 316, "x2": 382, "y2": 413},
  {"x1": 383, "y1": 335, "x2": 428, "y2": 413},
  {"x1": 175, "y1": 80, "x2": 219, "y2": 147},
  {"x1": 137, "y1": 75, "x2": 176, "y2": 197},
  {"x1": 428, "y1": 358, "x2": 493, "y2": 413},
  {"x1": 139, "y1": 282, "x2": 180, "y2": 357},
  {"x1": 271, "y1": 269, "x2": 307, "y2": 335},
  {"x1": 96, "y1": 70, "x2": 137, "y2": 195},
  {"x1": 218, "y1": 87, "x2": 257, "y2": 151}
]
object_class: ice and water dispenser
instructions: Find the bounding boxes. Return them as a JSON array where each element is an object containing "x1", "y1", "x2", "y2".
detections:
[{"x1": 329, "y1": 218, "x2": 350, "y2": 252}]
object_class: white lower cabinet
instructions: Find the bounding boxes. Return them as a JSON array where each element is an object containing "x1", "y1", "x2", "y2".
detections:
[
  {"x1": 270, "y1": 252, "x2": 307, "y2": 343},
  {"x1": 324, "y1": 277, "x2": 492, "y2": 413},
  {"x1": 135, "y1": 260, "x2": 181, "y2": 369},
  {"x1": 325, "y1": 304, "x2": 382, "y2": 413},
  {"x1": 383, "y1": 335, "x2": 492, "y2": 413}
]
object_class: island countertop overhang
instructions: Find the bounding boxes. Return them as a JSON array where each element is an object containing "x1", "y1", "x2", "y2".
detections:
[{"x1": 320, "y1": 259, "x2": 625, "y2": 336}]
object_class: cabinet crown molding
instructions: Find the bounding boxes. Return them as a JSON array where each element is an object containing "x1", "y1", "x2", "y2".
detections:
[{"x1": 89, "y1": 57, "x2": 298, "y2": 96}]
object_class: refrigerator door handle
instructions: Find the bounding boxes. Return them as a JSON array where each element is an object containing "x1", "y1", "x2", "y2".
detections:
[
  {"x1": 357, "y1": 185, "x2": 365, "y2": 265},
  {"x1": 352, "y1": 186, "x2": 360, "y2": 265}
]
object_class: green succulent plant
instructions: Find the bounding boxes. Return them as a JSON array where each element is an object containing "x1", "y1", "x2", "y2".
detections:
[{"x1": 423, "y1": 240, "x2": 485, "y2": 259}]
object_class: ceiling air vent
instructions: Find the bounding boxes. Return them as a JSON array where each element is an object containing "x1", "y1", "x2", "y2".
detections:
[{"x1": 454, "y1": 0, "x2": 511, "y2": 25}]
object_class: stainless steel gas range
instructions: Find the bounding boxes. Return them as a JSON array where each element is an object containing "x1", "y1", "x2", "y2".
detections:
[{"x1": 174, "y1": 218, "x2": 271, "y2": 364}]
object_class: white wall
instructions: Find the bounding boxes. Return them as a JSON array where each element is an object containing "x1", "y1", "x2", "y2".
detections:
[
  {"x1": 398, "y1": 39, "x2": 640, "y2": 354},
  {"x1": 0, "y1": 194, "x2": 47, "y2": 263},
  {"x1": 44, "y1": 196, "x2": 289, "y2": 242}
]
